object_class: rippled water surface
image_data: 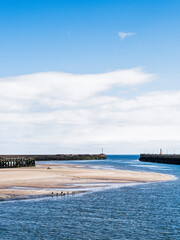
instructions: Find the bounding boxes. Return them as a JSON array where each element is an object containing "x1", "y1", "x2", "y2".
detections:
[{"x1": 0, "y1": 155, "x2": 180, "y2": 240}]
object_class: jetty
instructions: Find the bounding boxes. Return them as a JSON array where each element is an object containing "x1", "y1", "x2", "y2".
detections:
[
  {"x1": 0, "y1": 157, "x2": 35, "y2": 168},
  {"x1": 139, "y1": 154, "x2": 180, "y2": 165},
  {"x1": 0, "y1": 154, "x2": 107, "y2": 168}
]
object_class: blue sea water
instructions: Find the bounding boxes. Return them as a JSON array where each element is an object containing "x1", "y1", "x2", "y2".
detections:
[{"x1": 0, "y1": 155, "x2": 180, "y2": 240}]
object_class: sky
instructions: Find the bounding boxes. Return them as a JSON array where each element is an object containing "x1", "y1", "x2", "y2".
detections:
[{"x1": 0, "y1": 0, "x2": 180, "y2": 154}]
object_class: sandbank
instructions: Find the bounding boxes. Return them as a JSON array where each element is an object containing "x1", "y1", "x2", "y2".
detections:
[{"x1": 0, "y1": 164, "x2": 175, "y2": 201}]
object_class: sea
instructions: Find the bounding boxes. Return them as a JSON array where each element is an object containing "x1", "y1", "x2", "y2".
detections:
[{"x1": 0, "y1": 155, "x2": 179, "y2": 240}]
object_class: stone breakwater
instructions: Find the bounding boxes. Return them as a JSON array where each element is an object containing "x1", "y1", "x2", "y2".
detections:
[
  {"x1": 0, "y1": 154, "x2": 107, "y2": 168},
  {"x1": 139, "y1": 154, "x2": 180, "y2": 165}
]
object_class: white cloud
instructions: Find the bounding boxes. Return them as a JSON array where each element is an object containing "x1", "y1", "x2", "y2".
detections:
[
  {"x1": 0, "y1": 68, "x2": 152, "y2": 101},
  {"x1": 118, "y1": 31, "x2": 136, "y2": 40},
  {"x1": 1, "y1": 68, "x2": 180, "y2": 154}
]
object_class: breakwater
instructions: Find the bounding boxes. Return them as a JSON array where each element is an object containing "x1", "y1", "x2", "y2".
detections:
[
  {"x1": 139, "y1": 154, "x2": 180, "y2": 165},
  {"x1": 0, "y1": 154, "x2": 106, "y2": 168}
]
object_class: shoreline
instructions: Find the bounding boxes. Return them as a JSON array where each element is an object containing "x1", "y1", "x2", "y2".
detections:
[{"x1": 0, "y1": 164, "x2": 175, "y2": 201}]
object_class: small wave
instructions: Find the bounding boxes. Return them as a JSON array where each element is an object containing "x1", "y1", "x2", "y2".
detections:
[{"x1": 132, "y1": 164, "x2": 171, "y2": 170}]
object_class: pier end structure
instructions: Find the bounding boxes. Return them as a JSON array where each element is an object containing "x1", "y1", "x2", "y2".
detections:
[{"x1": 0, "y1": 157, "x2": 35, "y2": 168}]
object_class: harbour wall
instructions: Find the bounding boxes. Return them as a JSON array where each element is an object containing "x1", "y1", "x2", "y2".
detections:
[
  {"x1": 139, "y1": 154, "x2": 180, "y2": 165},
  {"x1": 0, "y1": 154, "x2": 107, "y2": 168}
]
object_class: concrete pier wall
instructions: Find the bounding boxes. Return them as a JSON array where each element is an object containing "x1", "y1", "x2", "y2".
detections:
[{"x1": 139, "y1": 154, "x2": 180, "y2": 165}]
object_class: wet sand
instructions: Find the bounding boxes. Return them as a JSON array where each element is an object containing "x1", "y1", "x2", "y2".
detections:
[{"x1": 0, "y1": 164, "x2": 175, "y2": 201}]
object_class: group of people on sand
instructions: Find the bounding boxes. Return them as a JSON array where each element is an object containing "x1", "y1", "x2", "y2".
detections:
[{"x1": 51, "y1": 191, "x2": 75, "y2": 197}]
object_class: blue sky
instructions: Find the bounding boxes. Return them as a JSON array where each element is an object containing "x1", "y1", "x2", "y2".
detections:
[
  {"x1": 0, "y1": 0, "x2": 180, "y2": 153},
  {"x1": 0, "y1": 0, "x2": 180, "y2": 79}
]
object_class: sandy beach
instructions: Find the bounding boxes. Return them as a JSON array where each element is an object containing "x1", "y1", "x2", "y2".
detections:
[{"x1": 0, "y1": 164, "x2": 175, "y2": 201}]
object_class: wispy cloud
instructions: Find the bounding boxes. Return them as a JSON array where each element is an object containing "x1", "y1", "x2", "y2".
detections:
[{"x1": 118, "y1": 31, "x2": 136, "y2": 40}]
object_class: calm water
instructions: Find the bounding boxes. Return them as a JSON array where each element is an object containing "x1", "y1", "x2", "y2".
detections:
[{"x1": 0, "y1": 155, "x2": 180, "y2": 240}]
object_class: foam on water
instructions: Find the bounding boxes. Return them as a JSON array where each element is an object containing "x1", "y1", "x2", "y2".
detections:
[{"x1": 9, "y1": 181, "x2": 145, "y2": 195}]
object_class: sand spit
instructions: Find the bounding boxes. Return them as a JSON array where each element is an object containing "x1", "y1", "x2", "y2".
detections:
[{"x1": 0, "y1": 164, "x2": 175, "y2": 201}]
